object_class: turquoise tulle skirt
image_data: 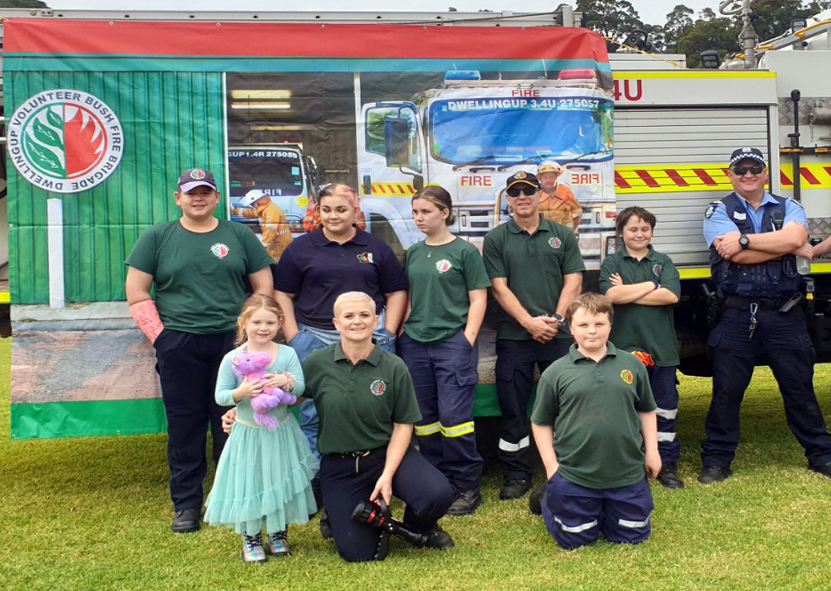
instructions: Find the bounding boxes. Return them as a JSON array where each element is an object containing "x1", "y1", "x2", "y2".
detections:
[{"x1": 204, "y1": 413, "x2": 319, "y2": 535}]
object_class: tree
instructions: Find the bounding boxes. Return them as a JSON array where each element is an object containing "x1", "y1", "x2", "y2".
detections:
[
  {"x1": 577, "y1": 0, "x2": 645, "y2": 52},
  {"x1": 676, "y1": 8, "x2": 741, "y2": 68},
  {"x1": 663, "y1": 4, "x2": 695, "y2": 53},
  {"x1": 751, "y1": 0, "x2": 814, "y2": 42}
]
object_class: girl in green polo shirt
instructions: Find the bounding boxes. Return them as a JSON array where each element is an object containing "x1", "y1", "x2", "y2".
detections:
[{"x1": 398, "y1": 186, "x2": 491, "y2": 516}]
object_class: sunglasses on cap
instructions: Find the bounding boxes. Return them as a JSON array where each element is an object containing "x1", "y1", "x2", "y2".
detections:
[
  {"x1": 732, "y1": 165, "x2": 764, "y2": 176},
  {"x1": 506, "y1": 186, "x2": 538, "y2": 197}
]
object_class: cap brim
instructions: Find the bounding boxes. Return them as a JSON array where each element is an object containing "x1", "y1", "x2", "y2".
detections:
[
  {"x1": 506, "y1": 180, "x2": 539, "y2": 190},
  {"x1": 179, "y1": 181, "x2": 217, "y2": 192},
  {"x1": 729, "y1": 154, "x2": 766, "y2": 167}
]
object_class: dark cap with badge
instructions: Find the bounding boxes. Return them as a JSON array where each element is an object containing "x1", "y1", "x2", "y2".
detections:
[
  {"x1": 177, "y1": 168, "x2": 218, "y2": 193},
  {"x1": 505, "y1": 171, "x2": 541, "y2": 191},
  {"x1": 729, "y1": 147, "x2": 766, "y2": 167}
]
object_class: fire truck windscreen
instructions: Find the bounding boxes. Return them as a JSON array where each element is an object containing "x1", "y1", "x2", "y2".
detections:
[{"x1": 428, "y1": 97, "x2": 613, "y2": 165}]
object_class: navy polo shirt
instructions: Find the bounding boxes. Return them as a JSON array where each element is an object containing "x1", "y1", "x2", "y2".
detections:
[{"x1": 273, "y1": 228, "x2": 408, "y2": 329}]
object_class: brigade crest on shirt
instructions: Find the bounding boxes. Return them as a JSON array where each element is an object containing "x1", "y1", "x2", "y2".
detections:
[
  {"x1": 548, "y1": 237, "x2": 562, "y2": 249},
  {"x1": 435, "y1": 259, "x2": 452, "y2": 273},
  {"x1": 211, "y1": 243, "x2": 229, "y2": 259},
  {"x1": 370, "y1": 380, "x2": 387, "y2": 396},
  {"x1": 652, "y1": 263, "x2": 662, "y2": 277},
  {"x1": 620, "y1": 369, "x2": 634, "y2": 384}
]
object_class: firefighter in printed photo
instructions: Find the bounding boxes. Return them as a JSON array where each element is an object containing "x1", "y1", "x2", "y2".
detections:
[
  {"x1": 232, "y1": 189, "x2": 293, "y2": 262},
  {"x1": 536, "y1": 161, "x2": 582, "y2": 233}
]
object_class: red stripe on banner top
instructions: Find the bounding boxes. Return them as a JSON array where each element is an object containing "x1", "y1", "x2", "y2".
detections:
[{"x1": 4, "y1": 19, "x2": 608, "y2": 61}]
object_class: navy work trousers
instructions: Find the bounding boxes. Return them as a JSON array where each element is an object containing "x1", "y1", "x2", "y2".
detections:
[
  {"x1": 648, "y1": 365, "x2": 680, "y2": 464},
  {"x1": 702, "y1": 307, "x2": 831, "y2": 469},
  {"x1": 398, "y1": 329, "x2": 484, "y2": 492},
  {"x1": 154, "y1": 329, "x2": 235, "y2": 511},
  {"x1": 495, "y1": 337, "x2": 572, "y2": 482},
  {"x1": 319, "y1": 445, "x2": 453, "y2": 562}
]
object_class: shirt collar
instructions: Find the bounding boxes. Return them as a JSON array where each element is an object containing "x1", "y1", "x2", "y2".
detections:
[
  {"x1": 622, "y1": 245, "x2": 656, "y2": 262},
  {"x1": 735, "y1": 190, "x2": 777, "y2": 211},
  {"x1": 333, "y1": 341, "x2": 383, "y2": 366},
  {"x1": 508, "y1": 214, "x2": 551, "y2": 234},
  {"x1": 310, "y1": 226, "x2": 370, "y2": 246},
  {"x1": 568, "y1": 341, "x2": 618, "y2": 363}
]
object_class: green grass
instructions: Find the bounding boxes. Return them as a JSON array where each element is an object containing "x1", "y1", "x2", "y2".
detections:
[{"x1": 2, "y1": 336, "x2": 831, "y2": 590}]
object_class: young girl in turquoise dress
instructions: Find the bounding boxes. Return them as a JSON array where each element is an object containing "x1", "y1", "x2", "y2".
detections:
[{"x1": 205, "y1": 294, "x2": 318, "y2": 562}]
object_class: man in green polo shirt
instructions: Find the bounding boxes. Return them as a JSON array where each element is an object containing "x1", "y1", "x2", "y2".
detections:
[
  {"x1": 482, "y1": 171, "x2": 585, "y2": 500},
  {"x1": 599, "y1": 206, "x2": 684, "y2": 489}
]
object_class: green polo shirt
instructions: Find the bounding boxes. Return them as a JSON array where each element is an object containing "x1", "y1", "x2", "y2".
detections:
[
  {"x1": 403, "y1": 237, "x2": 491, "y2": 344},
  {"x1": 531, "y1": 343, "x2": 656, "y2": 490},
  {"x1": 598, "y1": 246, "x2": 681, "y2": 366},
  {"x1": 302, "y1": 343, "x2": 422, "y2": 455},
  {"x1": 483, "y1": 215, "x2": 585, "y2": 340}
]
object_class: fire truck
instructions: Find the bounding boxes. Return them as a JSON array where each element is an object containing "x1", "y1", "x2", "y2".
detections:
[{"x1": 356, "y1": 72, "x2": 616, "y2": 269}]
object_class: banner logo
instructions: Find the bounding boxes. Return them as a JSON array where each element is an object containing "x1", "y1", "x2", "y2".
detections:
[{"x1": 7, "y1": 89, "x2": 123, "y2": 193}]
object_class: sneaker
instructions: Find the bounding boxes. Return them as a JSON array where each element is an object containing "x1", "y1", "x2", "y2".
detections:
[
  {"x1": 499, "y1": 479, "x2": 532, "y2": 500},
  {"x1": 657, "y1": 463, "x2": 685, "y2": 489},
  {"x1": 266, "y1": 531, "x2": 290, "y2": 557},
  {"x1": 697, "y1": 465, "x2": 732, "y2": 484},
  {"x1": 241, "y1": 533, "x2": 267, "y2": 563},
  {"x1": 447, "y1": 488, "x2": 482, "y2": 516},
  {"x1": 809, "y1": 462, "x2": 831, "y2": 479},
  {"x1": 528, "y1": 484, "x2": 545, "y2": 515},
  {"x1": 424, "y1": 524, "x2": 454, "y2": 550},
  {"x1": 171, "y1": 508, "x2": 201, "y2": 534},
  {"x1": 319, "y1": 508, "x2": 333, "y2": 540}
]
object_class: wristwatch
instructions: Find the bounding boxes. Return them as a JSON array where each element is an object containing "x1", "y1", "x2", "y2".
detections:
[
  {"x1": 552, "y1": 313, "x2": 566, "y2": 327},
  {"x1": 739, "y1": 234, "x2": 750, "y2": 250}
]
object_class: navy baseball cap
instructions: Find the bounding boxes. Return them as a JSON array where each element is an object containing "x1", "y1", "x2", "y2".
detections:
[
  {"x1": 505, "y1": 171, "x2": 541, "y2": 190},
  {"x1": 729, "y1": 147, "x2": 767, "y2": 167},
  {"x1": 177, "y1": 168, "x2": 217, "y2": 192}
]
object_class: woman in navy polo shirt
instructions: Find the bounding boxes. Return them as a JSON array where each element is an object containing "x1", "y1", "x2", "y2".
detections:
[{"x1": 273, "y1": 184, "x2": 408, "y2": 457}]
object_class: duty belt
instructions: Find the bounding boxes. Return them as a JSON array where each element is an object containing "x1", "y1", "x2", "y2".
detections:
[{"x1": 722, "y1": 295, "x2": 795, "y2": 311}]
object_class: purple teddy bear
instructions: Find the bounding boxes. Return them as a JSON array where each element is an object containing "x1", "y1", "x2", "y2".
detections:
[{"x1": 231, "y1": 351, "x2": 296, "y2": 431}]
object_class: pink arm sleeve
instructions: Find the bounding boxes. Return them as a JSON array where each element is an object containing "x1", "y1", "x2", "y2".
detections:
[{"x1": 130, "y1": 299, "x2": 165, "y2": 344}]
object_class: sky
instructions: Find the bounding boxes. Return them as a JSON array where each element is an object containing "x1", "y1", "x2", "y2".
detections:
[{"x1": 44, "y1": 0, "x2": 718, "y2": 27}]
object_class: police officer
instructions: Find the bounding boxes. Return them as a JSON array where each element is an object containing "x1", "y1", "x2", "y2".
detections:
[
  {"x1": 483, "y1": 172, "x2": 585, "y2": 500},
  {"x1": 699, "y1": 147, "x2": 831, "y2": 484}
]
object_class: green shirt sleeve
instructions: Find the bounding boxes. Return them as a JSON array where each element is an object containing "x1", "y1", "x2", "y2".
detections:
[
  {"x1": 391, "y1": 360, "x2": 422, "y2": 424},
  {"x1": 462, "y1": 245, "x2": 491, "y2": 291},
  {"x1": 560, "y1": 229, "x2": 586, "y2": 275},
  {"x1": 658, "y1": 253, "x2": 681, "y2": 299},
  {"x1": 530, "y1": 371, "x2": 559, "y2": 426},
  {"x1": 482, "y1": 230, "x2": 506, "y2": 279},
  {"x1": 598, "y1": 253, "x2": 619, "y2": 294},
  {"x1": 125, "y1": 226, "x2": 159, "y2": 275}
]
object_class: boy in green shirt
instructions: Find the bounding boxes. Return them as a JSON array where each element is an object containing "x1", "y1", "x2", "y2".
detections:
[{"x1": 531, "y1": 293, "x2": 660, "y2": 549}]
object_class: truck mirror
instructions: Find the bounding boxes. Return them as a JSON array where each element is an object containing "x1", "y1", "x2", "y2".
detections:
[
  {"x1": 384, "y1": 117, "x2": 411, "y2": 167},
  {"x1": 412, "y1": 175, "x2": 424, "y2": 192},
  {"x1": 362, "y1": 174, "x2": 372, "y2": 196}
]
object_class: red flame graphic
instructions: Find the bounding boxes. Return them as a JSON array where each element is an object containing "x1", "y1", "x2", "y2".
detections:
[{"x1": 64, "y1": 105, "x2": 107, "y2": 178}]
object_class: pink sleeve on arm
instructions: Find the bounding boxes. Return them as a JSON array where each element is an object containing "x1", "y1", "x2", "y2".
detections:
[{"x1": 130, "y1": 299, "x2": 165, "y2": 344}]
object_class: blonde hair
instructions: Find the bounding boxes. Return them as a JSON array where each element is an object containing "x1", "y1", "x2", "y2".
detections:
[
  {"x1": 565, "y1": 293, "x2": 614, "y2": 325},
  {"x1": 333, "y1": 291, "x2": 377, "y2": 318},
  {"x1": 235, "y1": 294, "x2": 285, "y2": 345}
]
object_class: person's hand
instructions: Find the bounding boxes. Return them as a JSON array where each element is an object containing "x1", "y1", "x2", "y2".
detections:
[
  {"x1": 262, "y1": 372, "x2": 293, "y2": 390},
  {"x1": 221, "y1": 408, "x2": 237, "y2": 434},
  {"x1": 464, "y1": 330, "x2": 477, "y2": 346},
  {"x1": 370, "y1": 474, "x2": 393, "y2": 506},
  {"x1": 644, "y1": 449, "x2": 662, "y2": 479},
  {"x1": 235, "y1": 376, "x2": 263, "y2": 399},
  {"x1": 793, "y1": 242, "x2": 814, "y2": 260},
  {"x1": 523, "y1": 316, "x2": 558, "y2": 343},
  {"x1": 609, "y1": 272, "x2": 624, "y2": 286},
  {"x1": 715, "y1": 231, "x2": 742, "y2": 260}
]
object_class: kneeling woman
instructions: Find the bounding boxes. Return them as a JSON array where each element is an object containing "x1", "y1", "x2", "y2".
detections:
[{"x1": 302, "y1": 291, "x2": 454, "y2": 562}]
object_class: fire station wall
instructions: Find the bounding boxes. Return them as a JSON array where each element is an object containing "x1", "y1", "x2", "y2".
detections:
[{"x1": 614, "y1": 107, "x2": 770, "y2": 267}]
